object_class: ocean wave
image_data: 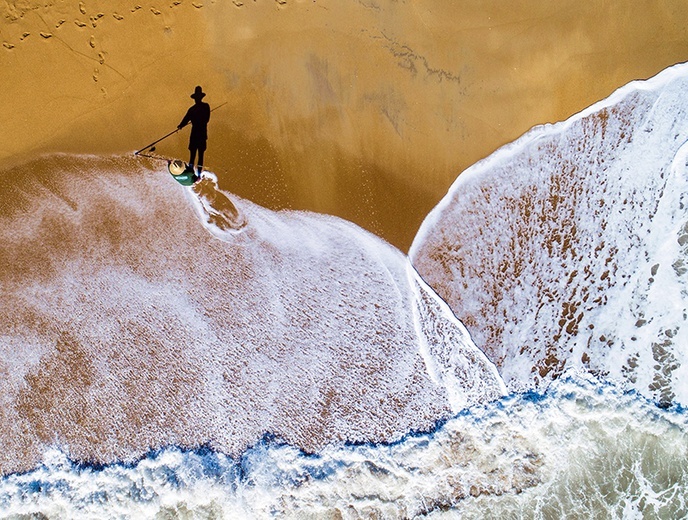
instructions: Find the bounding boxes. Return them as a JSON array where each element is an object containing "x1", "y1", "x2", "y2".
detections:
[
  {"x1": 0, "y1": 153, "x2": 502, "y2": 478},
  {"x1": 411, "y1": 62, "x2": 688, "y2": 407},
  {"x1": 1, "y1": 375, "x2": 685, "y2": 518}
]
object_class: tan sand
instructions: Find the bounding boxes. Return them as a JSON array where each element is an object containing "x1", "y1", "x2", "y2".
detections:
[{"x1": 2, "y1": 0, "x2": 688, "y2": 250}]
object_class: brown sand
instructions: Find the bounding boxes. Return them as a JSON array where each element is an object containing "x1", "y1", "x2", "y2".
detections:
[{"x1": 2, "y1": 0, "x2": 688, "y2": 250}]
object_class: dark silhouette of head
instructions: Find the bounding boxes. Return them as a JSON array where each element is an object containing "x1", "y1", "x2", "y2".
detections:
[{"x1": 191, "y1": 86, "x2": 206, "y2": 104}]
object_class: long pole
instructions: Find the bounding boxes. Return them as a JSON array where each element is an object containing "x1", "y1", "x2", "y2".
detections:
[
  {"x1": 134, "y1": 128, "x2": 178, "y2": 155},
  {"x1": 134, "y1": 101, "x2": 229, "y2": 156}
]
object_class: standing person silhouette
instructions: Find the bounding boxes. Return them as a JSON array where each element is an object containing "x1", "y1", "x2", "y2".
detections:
[{"x1": 178, "y1": 86, "x2": 211, "y2": 176}]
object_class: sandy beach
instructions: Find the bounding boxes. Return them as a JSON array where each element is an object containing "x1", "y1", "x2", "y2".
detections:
[
  {"x1": 2, "y1": 0, "x2": 688, "y2": 249},
  {"x1": 2, "y1": 4, "x2": 688, "y2": 516}
]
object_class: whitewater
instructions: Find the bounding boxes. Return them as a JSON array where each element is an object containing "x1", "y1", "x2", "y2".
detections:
[
  {"x1": 2, "y1": 376, "x2": 686, "y2": 518},
  {"x1": 2, "y1": 64, "x2": 688, "y2": 518}
]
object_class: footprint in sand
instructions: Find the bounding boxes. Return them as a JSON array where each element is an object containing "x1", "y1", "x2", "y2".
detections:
[
  {"x1": 79, "y1": 2, "x2": 86, "y2": 15},
  {"x1": 3, "y1": 42, "x2": 15, "y2": 49},
  {"x1": 151, "y1": 7, "x2": 161, "y2": 15},
  {"x1": 40, "y1": 32, "x2": 52, "y2": 39},
  {"x1": 90, "y1": 13, "x2": 104, "y2": 27},
  {"x1": 75, "y1": 20, "x2": 87, "y2": 27},
  {"x1": 113, "y1": 13, "x2": 124, "y2": 20}
]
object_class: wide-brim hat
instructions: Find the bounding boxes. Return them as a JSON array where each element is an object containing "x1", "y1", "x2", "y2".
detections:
[{"x1": 191, "y1": 86, "x2": 206, "y2": 100}]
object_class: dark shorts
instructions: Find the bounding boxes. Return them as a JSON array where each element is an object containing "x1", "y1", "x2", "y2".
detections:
[{"x1": 189, "y1": 137, "x2": 207, "y2": 152}]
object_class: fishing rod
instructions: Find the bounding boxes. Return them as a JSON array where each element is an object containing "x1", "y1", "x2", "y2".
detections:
[
  {"x1": 134, "y1": 128, "x2": 179, "y2": 156},
  {"x1": 134, "y1": 101, "x2": 228, "y2": 156},
  {"x1": 134, "y1": 149, "x2": 172, "y2": 162}
]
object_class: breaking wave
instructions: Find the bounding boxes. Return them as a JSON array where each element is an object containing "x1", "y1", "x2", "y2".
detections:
[{"x1": 1, "y1": 376, "x2": 686, "y2": 519}]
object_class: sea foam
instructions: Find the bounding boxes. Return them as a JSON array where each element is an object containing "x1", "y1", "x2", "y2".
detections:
[
  {"x1": 411, "y1": 62, "x2": 688, "y2": 407},
  {"x1": 0, "y1": 154, "x2": 503, "y2": 476},
  {"x1": 1, "y1": 376, "x2": 685, "y2": 518}
]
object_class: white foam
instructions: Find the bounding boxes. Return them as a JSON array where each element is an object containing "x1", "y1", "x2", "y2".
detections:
[
  {"x1": 0, "y1": 153, "x2": 504, "y2": 476},
  {"x1": 411, "y1": 61, "x2": 688, "y2": 248},
  {"x1": 1, "y1": 375, "x2": 685, "y2": 518},
  {"x1": 407, "y1": 261, "x2": 506, "y2": 412},
  {"x1": 183, "y1": 171, "x2": 248, "y2": 240},
  {"x1": 411, "y1": 61, "x2": 688, "y2": 405}
]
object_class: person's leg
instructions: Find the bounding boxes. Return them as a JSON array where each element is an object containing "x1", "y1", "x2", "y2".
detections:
[
  {"x1": 188, "y1": 148, "x2": 197, "y2": 170},
  {"x1": 197, "y1": 149, "x2": 204, "y2": 174}
]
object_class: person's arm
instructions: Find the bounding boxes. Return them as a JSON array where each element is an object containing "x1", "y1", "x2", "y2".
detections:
[
  {"x1": 203, "y1": 103, "x2": 211, "y2": 124},
  {"x1": 178, "y1": 107, "x2": 192, "y2": 129}
]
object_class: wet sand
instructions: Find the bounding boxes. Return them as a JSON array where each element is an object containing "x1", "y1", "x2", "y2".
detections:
[{"x1": 2, "y1": 0, "x2": 688, "y2": 250}]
